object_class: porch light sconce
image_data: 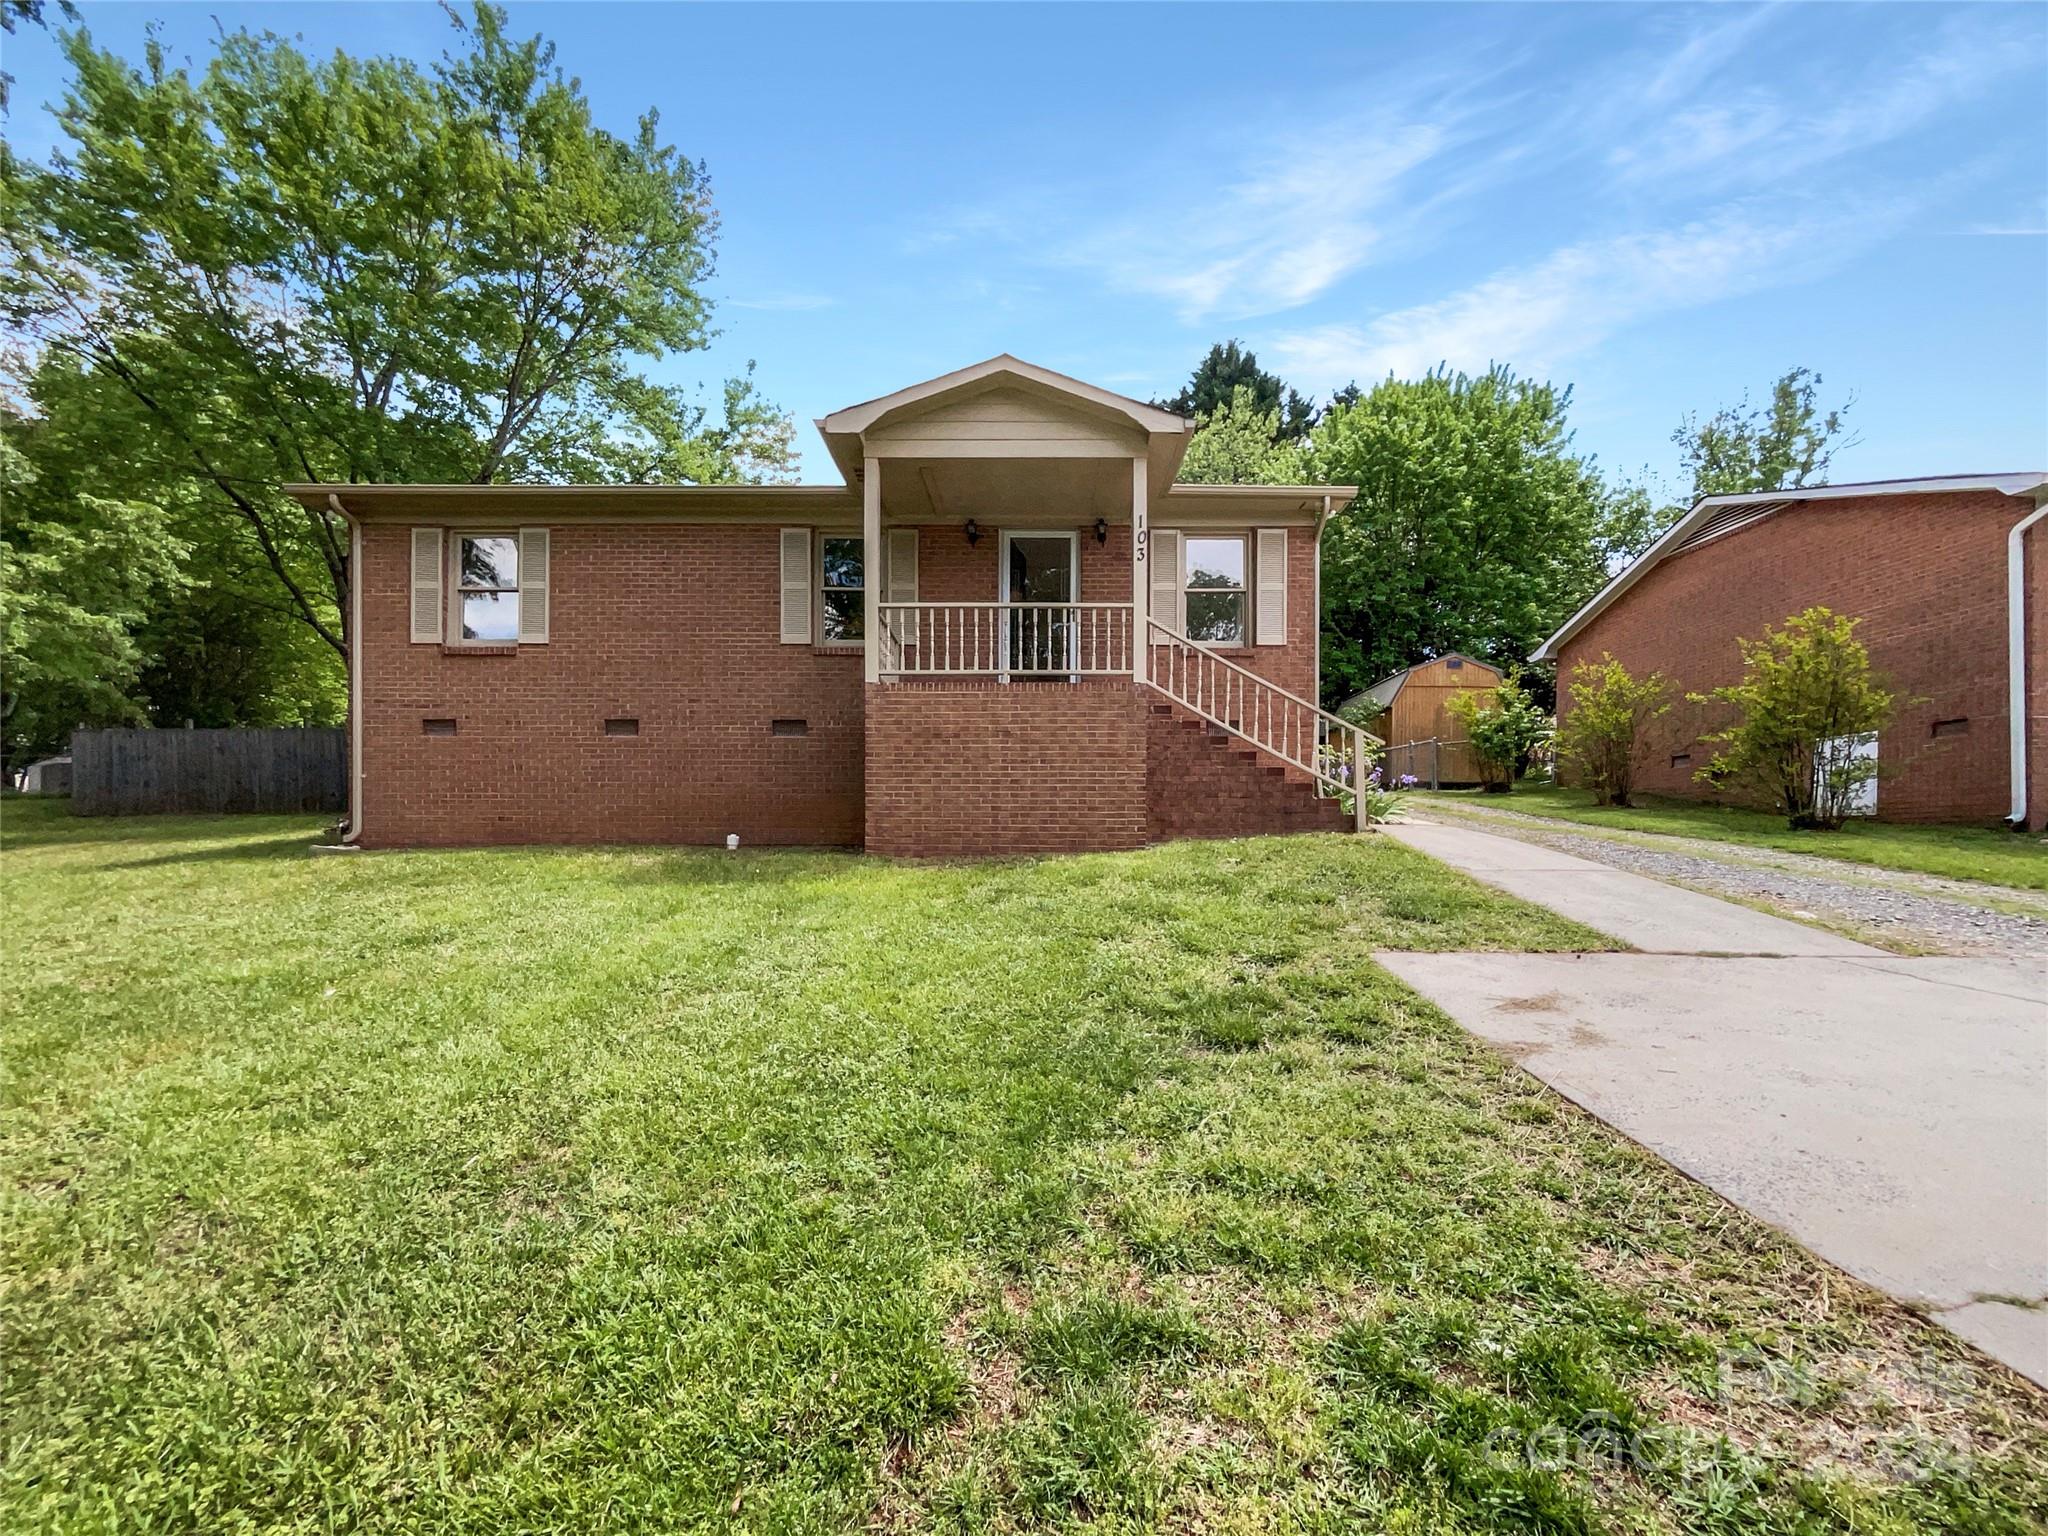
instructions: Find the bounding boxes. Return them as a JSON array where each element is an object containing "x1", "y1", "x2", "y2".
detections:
[
  {"x1": 1093, "y1": 518, "x2": 1109, "y2": 545},
  {"x1": 963, "y1": 519, "x2": 981, "y2": 547}
]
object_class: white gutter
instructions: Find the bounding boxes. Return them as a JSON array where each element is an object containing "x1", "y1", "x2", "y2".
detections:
[
  {"x1": 327, "y1": 494, "x2": 364, "y2": 845},
  {"x1": 2008, "y1": 497, "x2": 2048, "y2": 826}
]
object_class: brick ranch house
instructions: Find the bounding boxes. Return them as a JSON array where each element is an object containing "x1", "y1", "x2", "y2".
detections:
[
  {"x1": 288, "y1": 357, "x2": 1375, "y2": 855},
  {"x1": 1533, "y1": 473, "x2": 2048, "y2": 827}
]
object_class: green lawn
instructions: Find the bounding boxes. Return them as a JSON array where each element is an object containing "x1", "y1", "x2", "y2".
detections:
[
  {"x1": 3, "y1": 801, "x2": 2042, "y2": 1534},
  {"x1": 1416, "y1": 781, "x2": 2048, "y2": 891}
]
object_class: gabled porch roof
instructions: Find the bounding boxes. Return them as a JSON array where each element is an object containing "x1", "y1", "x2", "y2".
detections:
[{"x1": 815, "y1": 354, "x2": 1195, "y2": 501}]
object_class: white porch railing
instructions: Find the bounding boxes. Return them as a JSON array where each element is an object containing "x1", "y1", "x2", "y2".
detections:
[
  {"x1": 1146, "y1": 619, "x2": 1375, "y2": 823},
  {"x1": 878, "y1": 602, "x2": 1134, "y2": 676}
]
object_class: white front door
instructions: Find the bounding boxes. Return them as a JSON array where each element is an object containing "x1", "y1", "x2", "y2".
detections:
[{"x1": 1000, "y1": 531, "x2": 1077, "y2": 678}]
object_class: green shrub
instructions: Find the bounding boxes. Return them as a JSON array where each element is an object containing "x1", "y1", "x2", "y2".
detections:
[
  {"x1": 1690, "y1": 607, "x2": 1895, "y2": 830},
  {"x1": 1553, "y1": 654, "x2": 1672, "y2": 807},
  {"x1": 1446, "y1": 673, "x2": 1551, "y2": 792}
]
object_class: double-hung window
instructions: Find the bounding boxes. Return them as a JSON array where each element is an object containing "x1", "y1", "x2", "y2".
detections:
[
  {"x1": 1183, "y1": 535, "x2": 1248, "y2": 646},
  {"x1": 819, "y1": 536, "x2": 864, "y2": 644},
  {"x1": 456, "y1": 534, "x2": 520, "y2": 643}
]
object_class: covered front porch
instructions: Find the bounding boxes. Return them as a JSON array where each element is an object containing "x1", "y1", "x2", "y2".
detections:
[
  {"x1": 863, "y1": 462, "x2": 1147, "y2": 682},
  {"x1": 817, "y1": 367, "x2": 1164, "y2": 689},
  {"x1": 813, "y1": 355, "x2": 1372, "y2": 853}
]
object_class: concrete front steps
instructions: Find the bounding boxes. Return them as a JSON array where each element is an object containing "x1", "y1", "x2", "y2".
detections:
[{"x1": 1145, "y1": 699, "x2": 1350, "y2": 842}]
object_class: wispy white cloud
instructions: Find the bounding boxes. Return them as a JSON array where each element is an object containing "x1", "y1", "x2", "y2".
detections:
[
  {"x1": 1631, "y1": 4, "x2": 1783, "y2": 110},
  {"x1": 1267, "y1": 200, "x2": 1913, "y2": 387},
  {"x1": 726, "y1": 292, "x2": 835, "y2": 312},
  {"x1": 1970, "y1": 194, "x2": 2048, "y2": 237},
  {"x1": 1055, "y1": 108, "x2": 1473, "y2": 322},
  {"x1": 1257, "y1": 8, "x2": 2026, "y2": 389},
  {"x1": 1604, "y1": 14, "x2": 2033, "y2": 191},
  {"x1": 907, "y1": 70, "x2": 1517, "y2": 325},
  {"x1": 900, "y1": 5, "x2": 2027, "y2": 352}
]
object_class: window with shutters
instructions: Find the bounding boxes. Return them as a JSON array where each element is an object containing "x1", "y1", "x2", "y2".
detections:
[
  {"x1": 1183, "y1": 535, "x2": 1247, "y2": 646},
  {"x1": 819, "y1": 536, "x2": 864, "y2": 644},
  {"x1": 454, "y1": 534, "x2": 520, "y2": 643}
]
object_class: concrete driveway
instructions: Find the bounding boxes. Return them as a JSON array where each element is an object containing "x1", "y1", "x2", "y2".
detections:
[{"x1": 1378, "y1": 821, "x2": 2048, "y2": 1386}]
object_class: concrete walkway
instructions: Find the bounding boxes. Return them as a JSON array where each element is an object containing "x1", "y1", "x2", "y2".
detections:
[
  {"x1": 1379, "y1": 820, "x2": 2048, "y2": 1387},
  {"x1": 1386, "y1": 821, "x2": 1884, "y2": 955}
]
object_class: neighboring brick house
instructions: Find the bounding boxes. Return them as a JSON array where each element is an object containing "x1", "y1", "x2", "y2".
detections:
[
  {"x1": 289, "y1": 356, "x2": 1370, "y2": 855},
  {"x1": 1532, "y1": 474, "x2": 2048, "y2": 827}
]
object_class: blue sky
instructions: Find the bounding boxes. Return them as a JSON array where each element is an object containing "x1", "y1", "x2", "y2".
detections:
[{"x1": 8, "y1": 3, "x2": 2045, "y2": 493}]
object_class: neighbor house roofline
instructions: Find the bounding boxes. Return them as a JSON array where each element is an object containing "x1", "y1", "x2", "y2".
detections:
[{"x1": 1529, "y1": 472, "x2": 2048, "y2": 663}]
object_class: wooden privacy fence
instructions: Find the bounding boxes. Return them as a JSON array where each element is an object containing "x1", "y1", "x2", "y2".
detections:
[{"x1": 70, "y1": 728, "x2": 346, "y2": 816}]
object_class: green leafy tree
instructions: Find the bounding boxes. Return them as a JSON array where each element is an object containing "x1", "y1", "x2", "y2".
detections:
[
  {"x1": 1157, "y1": 340, "x2": 1315, "y2": 441},
  {"x1": 1675, "y1": 367, "x2": 1855, "y2": 500},
  {"x1": 1, "y1": 4, "x2": 791, "y2": 670},
  {"x1": 1692, "y1": 607, "x2": 1895, "y2": 830},
  {"x1": 1554, "y1": 654, "x2": 1673, "y2": 807},
  {"x1": 1593, "y1": 475, "x2": 1685, "y2": 569},
  {"x1": 4, "y1": 356, "x2": 347, "y2": 754},
  {"x1": 1445, "y1": 672, "x2": 1550, "y2": 792},
  {"x1": 0, "y1": 428, "x2": 186, "y2": 768},
  {"x1": 1310, "y1": 367, "x2": 1611, "y2": 706},
  {"x1": 1176, "y1": 385, "x2": 1308, "y2": 486}
]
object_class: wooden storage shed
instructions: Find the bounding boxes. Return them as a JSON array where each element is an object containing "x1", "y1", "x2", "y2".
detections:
[{"x1": 1342, "y1": 653, "x2": 1503, "y2": 786}]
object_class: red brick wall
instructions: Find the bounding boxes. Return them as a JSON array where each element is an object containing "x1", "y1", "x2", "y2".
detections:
[
  {"x1": 1145, "y1": 699, "x2": 1348, "y2": 841},
  {"x1": 1558, "y1": 490, "x2": 2035, "y2": 824},
  {"x1": 355, "y1": 523, "x2": 864, "y2": 848},
  {"x1": 1153, "y1": 524, "x2": 1319, "y2": 701},
  {"x1": 909, "y1": 524, "x2": 1135, "y2": 604},
  {"x1": 863, "y1": 680, "x2": 1148, "y2": 856},
  {"x1": 356, "y1": 517, "x2": 1339, "y2": 851}
]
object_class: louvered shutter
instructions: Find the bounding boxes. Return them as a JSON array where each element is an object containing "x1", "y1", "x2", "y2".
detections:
[
  {"x1": 779, "y1": 528, "x2": 811, "y2": 643},
  {"x1": 886, "y1": 528, "x2": 918, "y2": 654},
  {"x1": 410, "y1": 528, "x2": 443, "y2": 644},
  {"x1": 517, "y1": 527, "x2": 550, "y2": 644},
  {"x1": 1149, "y1": 528, "x2": 1183, "y2": 635},
  {"x1": 1255, "y1": 529, "x2": 1287, "y2": 645}
]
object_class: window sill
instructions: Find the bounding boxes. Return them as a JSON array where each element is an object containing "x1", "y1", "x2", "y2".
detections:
[
  {"x1": 441, "y1": 643, "x2": 519, "y2": 657},
  {"x1": 813, "y1": 645, "x2": 864, "y2": 658}
]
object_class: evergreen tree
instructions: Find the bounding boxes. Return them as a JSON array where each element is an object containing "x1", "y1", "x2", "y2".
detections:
[{"x1": 1157, "y1": 340, "x2": 1315, "y2": 440}]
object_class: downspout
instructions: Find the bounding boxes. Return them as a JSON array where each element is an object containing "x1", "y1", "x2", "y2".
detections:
[
  {"x1": 1313, "y1": 493, "x2": 1333, "y2": 711},
  {"x1": 328, "y1": 494, "x2": 365, "y2": 845},
  {"x1": 2008, "y1": 497, "x2": 2048, "y2": 827}
]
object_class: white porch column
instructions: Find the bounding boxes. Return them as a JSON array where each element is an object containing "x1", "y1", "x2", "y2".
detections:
[
  {"x1": 863, "y1": 455, "x2": 881, "y2": 684},
  {"x1": 1130, "y1": 455, "x2": 1149, "y2": 683}
]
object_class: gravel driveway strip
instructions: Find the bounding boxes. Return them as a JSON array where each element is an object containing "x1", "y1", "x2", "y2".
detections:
[{"x1": 1410, "y1": 800, "x2": 2048, "y2": 959}]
